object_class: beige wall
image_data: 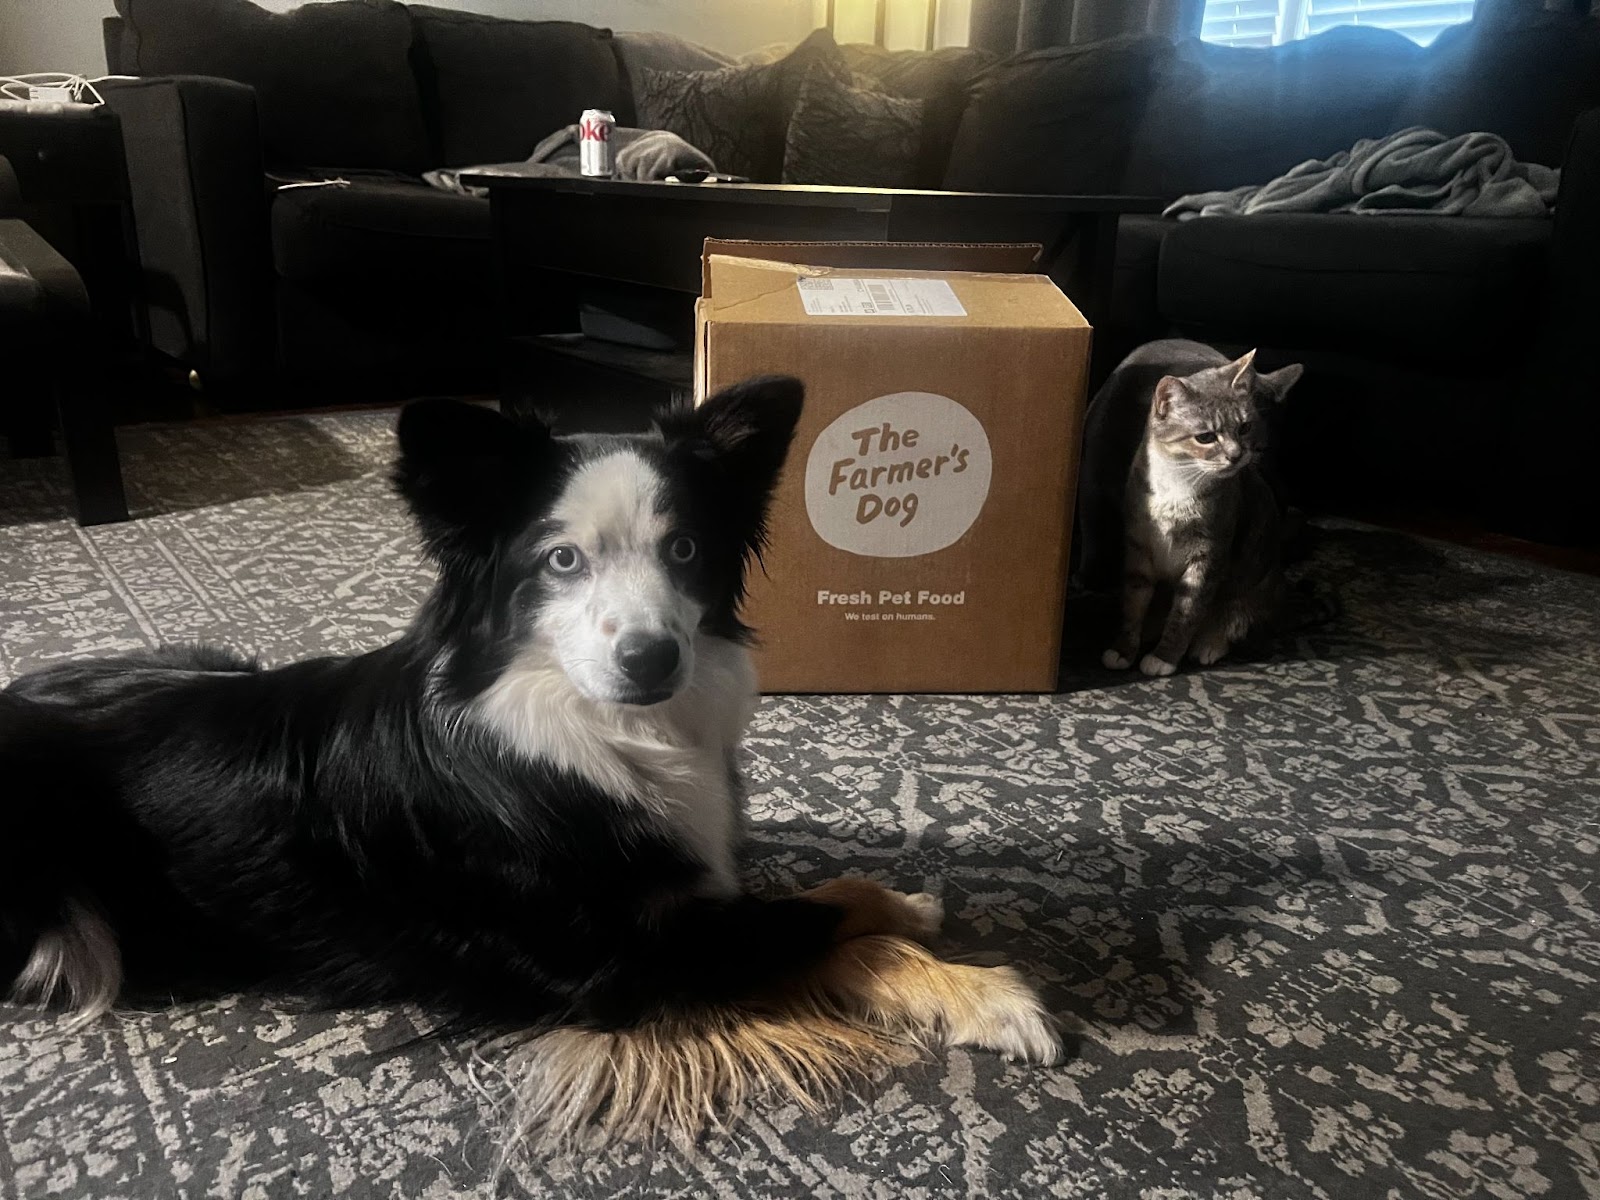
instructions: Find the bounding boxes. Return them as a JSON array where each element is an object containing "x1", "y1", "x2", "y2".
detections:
[
  {"x1": 0, "y1": 0, "x2": 968, "y2": 78},
  {"x1": 0, "y1": 0, "x2": 118, "y2": 76},
  {"x1": 829, "y1": 0, "x2": 972, "y2": 50}
]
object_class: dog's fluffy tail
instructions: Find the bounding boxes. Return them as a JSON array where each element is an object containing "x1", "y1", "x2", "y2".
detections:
[
  {"x1": 0, "y1": 691, "x2": 124, "y2": 1027},
  {"x1": 497, "y1": 884, "x2": 1061, "y2": 1153},
  {"x1": 7, "y1": 898, "x2": 122, "y2": 1029}
]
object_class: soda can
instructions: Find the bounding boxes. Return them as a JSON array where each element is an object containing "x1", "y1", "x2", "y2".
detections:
[{"x1": 578, "y1": 109, "x2": 616, "y2": 177}]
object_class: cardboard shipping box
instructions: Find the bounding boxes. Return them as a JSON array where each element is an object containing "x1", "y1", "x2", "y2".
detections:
[{"x1": 696, "y1": 241, "x2": 1091, "y2": 693}]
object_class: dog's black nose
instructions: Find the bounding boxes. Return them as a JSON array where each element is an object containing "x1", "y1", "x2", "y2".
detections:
[{"x1": 615, "y1": 633, "x2": 680, "y2": 690}]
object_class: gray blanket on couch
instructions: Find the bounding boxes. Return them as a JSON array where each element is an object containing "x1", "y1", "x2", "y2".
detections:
[
  {"x1": 424, "y1": 125, "x2": 715, "y2": 197},
  {"x1": 1165, "y1": 127, "x2": 1560, "y2": 220}
]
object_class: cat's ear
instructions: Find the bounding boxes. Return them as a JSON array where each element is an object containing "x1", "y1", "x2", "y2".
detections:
[
  {"x1": 1257, "y1": 362, "x2": 1304, "y2": 404},
  {"x1": 1152, "y1": 376, "x2": 1190, "y2": 420},
  {"x1": 1229, "y1": 349, "x2": 1259, "y2": 390}
]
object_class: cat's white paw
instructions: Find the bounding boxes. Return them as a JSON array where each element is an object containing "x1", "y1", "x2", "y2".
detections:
[
  {"x1": 1139, "y1": 654, "x2": 1178, "y2": 677},
  {"x1": 1193, "y1": 637, "x2": 1230, "y2": 666},
  {"x1": 1102, "y1": 649, "x2": 1132, "y2": 670}
]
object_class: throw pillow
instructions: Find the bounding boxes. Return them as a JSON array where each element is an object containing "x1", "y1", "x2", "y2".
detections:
[
  {"x1": 115, "y1": 0, "x2": 431, "y2": 172},
  {"x1": 782, "y1": 65, "x2": 926, "y2": 189},
  {"x1": 1397, "y1": 12, "x2": 1600, "y2": 168},
  {"x1": 1127, "y1": 26, "x2": 1424, "y2": 198},
  {"x1": 634, "y1": 28, "x2": 847, "y2": 182},
  {"x1": 839, "y1": 44, "x2": 996, "y2": 188},
  {"x1": 944, "y1": 36, "x2": 1172, "y2": 195}
]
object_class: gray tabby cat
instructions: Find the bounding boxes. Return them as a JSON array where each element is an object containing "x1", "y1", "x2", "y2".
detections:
[{"x1": 1096, "y1": 341, "x2": 1303, "y2": 677}]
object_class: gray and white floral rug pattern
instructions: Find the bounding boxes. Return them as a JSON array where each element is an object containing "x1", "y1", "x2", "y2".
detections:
[{"x1": 1, "y1": 412, "x2": 1597, "y2": 1199}]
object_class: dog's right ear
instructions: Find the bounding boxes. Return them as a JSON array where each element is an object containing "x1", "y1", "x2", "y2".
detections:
[
  {"x1": 393, "y1": 399, "x2": 549, "y2": 566},
  {"x1": 657, "y1": 375, "x2": 804, "y2": 562},
  {"x1": 688, "y1": 374, "x2": 804, "y2": 484}
]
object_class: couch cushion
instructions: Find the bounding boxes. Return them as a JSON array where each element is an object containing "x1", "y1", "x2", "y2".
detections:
[
  {"x1": 1158, "y1": 213, "x2": 1551, "y2": 358},
  {"x1": 634, "y1": 29, "x2": 847, "y2": 182},
  {"x1": 271, "y1": 179, "x2": 493, "y2": 292},
  {"x1": 942, "y1": 37, "x2": 1171, "y2": 195},
  {"x1": 840, "y1": 44, "x2": 995, "y2": 189},
  {"x1": 114, "y1": 0, "x2": 431, "y2": 172},
  {"x1": 409, "y1": 9, "x2": 629, "y2": 168},
  {"x1": 0, "y1": 219, "x2": 88, "y2": 326},
  {"x1": 1399, "y1": 12, "x2": 1600, "y2": 168},
  {"x1": 1127, "y1": 26, "x2": 1424, "y2": 199},
  {"x1": 782, "y1": 64, "x2": 925, "y2": 188}
]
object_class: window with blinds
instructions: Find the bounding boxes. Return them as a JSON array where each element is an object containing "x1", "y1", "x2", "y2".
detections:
[
  {"x1": 1305, "y1": 0, "x2": 1476, "y2": 44},
  {"x1": 1201, "y1": 1, "x2": 1285, "y2": 46},
  {"x1": 1201, "y1": 0, "x2": 1474, "y2": 46}
]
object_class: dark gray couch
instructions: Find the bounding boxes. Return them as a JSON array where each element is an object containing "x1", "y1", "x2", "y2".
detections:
[
  {"x1": 101, "y1": 0, "x2": 996, "y2": 404},
  {"x1": 947, "y1": 13, "x2": 1598, "y2": 538},
  {"x1": 99, "y1": 0, "x2": 1598, "y2": 541}
]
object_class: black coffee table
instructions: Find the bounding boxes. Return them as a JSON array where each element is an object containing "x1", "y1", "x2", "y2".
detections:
[{"x1": 462, "y1": 174, "x2": 1161, "y2": 428}]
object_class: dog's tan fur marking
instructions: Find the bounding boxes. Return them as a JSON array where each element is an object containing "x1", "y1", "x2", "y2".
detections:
[
  {"x1": 814, "y1": 935, "x2": 1063, "y2": 1065},
  {"x1": 799, "y1": 877, "x2": 943, "y2": 943},
  {"x1": 498, "y1": 878, "x2": 1058, "y2": 1154},
  {"x1": 8, "y1": 899, "x2": 122, "y2": 1029},
  {"x1": 500, "y1": 999, "x2": 920, "y2": 1153}
]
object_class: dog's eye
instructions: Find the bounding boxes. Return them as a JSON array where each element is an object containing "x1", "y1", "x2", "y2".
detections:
[
  {"x1": 546, "y1": 545, "x2": 585, "y2": 575},
  {"x1": 668, "y1": 535, "x2": 698, "y2": 564},
  {"x1": 1194, "y1": 432, "x2": 1219, "y2": 444}
]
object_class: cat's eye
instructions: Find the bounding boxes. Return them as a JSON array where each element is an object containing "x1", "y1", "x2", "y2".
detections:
[
  {"x1": 668, "y1": 535, "x2": 698, "y2": 564},
  {"x1": 1195, "y1": 432, "x2": 1219, "y2": 444},
  {"x1": 546, "y1": 545, "x2": 585, "y2": 575}
]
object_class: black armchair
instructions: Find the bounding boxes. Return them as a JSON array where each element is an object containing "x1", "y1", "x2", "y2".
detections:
[
  {"x1": 0, "y1": 101, "x2": 137, "y2": 525},
  {"x1": 1507, "y1": 105, "x2": 1600, "y2": 545}
]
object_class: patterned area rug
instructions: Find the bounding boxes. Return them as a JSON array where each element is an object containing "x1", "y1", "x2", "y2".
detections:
[{"x1": 2, "y1": 412, "x2": 1598, "y2": 1200}]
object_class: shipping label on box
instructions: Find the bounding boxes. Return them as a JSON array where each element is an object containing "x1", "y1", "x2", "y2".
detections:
[{"x1": 696, "y1": 242, "x2": 1092, "y2": 694}]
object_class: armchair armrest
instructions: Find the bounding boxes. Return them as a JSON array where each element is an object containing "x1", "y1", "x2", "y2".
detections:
[
  {"x1": 1551, "y1": 106, "x2": 1600, "y2": 286},
  {"x1": 100, "y1": 75, "x2": 273, "y2": 386},
  {"x1": 1503, "y1": 106, "x2": 1600, "y2": 544}
]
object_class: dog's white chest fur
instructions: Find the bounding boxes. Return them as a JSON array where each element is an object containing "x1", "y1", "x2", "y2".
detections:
[{"x1": 473, "y1": 636, "x2": 757, "y2": 895}]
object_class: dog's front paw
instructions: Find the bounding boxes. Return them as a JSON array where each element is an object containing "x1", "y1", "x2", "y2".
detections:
[
  {"x1": 949, "y1": 966, "x2": 1063, "y2": 1065},
  {"x1": 1101, "y1": 648, "x2": 1132, "y2": 670},
  {"x1": 894, "y1": 891, "x2": 944, "y2": 942},
  {"x1": 1139, "y1": 654, "x2": 1178, "y2": 677},
  {"x1": 804, "y1": 877, "x2": 943, "y2": 943}
]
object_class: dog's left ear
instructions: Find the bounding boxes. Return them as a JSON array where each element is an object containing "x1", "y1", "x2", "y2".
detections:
[
  {"x1": 393, "y1": 399, "x2": 550, "y2": 566},
  {"x1": 674, "y1": 374, "x2": 803, "y2": 474},
  {"x1": 660, "y1": 375, "x2": 804, "y2": 527}
]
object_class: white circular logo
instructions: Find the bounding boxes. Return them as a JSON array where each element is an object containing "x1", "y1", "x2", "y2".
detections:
[{"x1": 803, "y1": 391, "x2": 993, "y2": 558}]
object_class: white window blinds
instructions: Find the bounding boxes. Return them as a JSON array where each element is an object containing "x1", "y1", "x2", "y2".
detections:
[
  {"x1": 1202, "y1": 0, "x2": 1474, "y2": 46},
  {"x1": 1305, "y1": 0, "x2": 1476, "y2": 44},
  {"x1": 1201, "y1": 0, "x2": 1285, "y2": 46}
]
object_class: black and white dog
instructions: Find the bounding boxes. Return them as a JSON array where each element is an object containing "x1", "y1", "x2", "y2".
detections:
[{"x1": 0, "y1": 377, "x2": 1059, "y2": 1147}]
